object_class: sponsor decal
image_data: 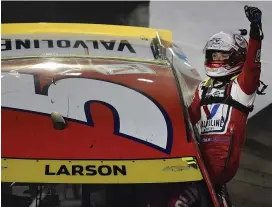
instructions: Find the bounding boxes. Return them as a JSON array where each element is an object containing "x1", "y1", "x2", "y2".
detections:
[
  {"x1": 45, "y1": 164, "x2": 127, "y2": 176},
  {"x1": 234, "y1": 34, "x2": 247, "y2": 48},
  {"x1": 200, "y1": 104, "x2": 232, "y2": 135},
  {"x1": 201, "y1": 117, "x2": 225, "y2": 131},
  {"x1": 201, "y1": 137, "x2": 229, "y2": 143},
  {"x1": 1, "y1": 158, "x2": 203, "y2": 183},
  {"x1": 255, "y1": 49, "x2": 261, "y2": 63},
  {"x1": 206, "y1": 38, "x2": 224, "y2": 49},
  {"x1": 1, "y1": 36, "x2": 156, "y2": 59},
  {"x1": 1, "y1": 39, "x2": 136, "y2": 53}
]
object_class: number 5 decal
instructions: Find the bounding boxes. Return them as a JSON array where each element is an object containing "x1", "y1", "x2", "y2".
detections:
[{"x1": 2, "y1": 72, "x2": 173, "y2": 153}]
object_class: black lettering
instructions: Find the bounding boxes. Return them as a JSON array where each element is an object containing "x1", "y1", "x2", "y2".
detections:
[
  {"x1": 100, "y1": 40, "x2": 115, "y2": 50},
  {"x1": 73, "y1": 40, "x2": 88, "y2": 49},
  {"x1": 86, "y1": 165, "x2": 97, "y2": 176},
  {"x1": 93, "y1": 41, "x2": 99, "y2": 49},
  {"x1": 113, "y1": 165, "x2": 127, "y2": 175},
  {"x1": 207, "y1": 121, "x2": 210, "y2": 127},
  {"x1": 1, "y1": 39, "x2": 11, "y2": 51},
  {"x1": 45, "y1": 164, "x2": 126, "y2": 176},
  {"x1": 87, "y1": 40, "x2": 99, "y2": 49},
  {"x1": 211, "y1": 120, "x2": 214, "y2": 127},
  {"x1": 15, "y1": 39, "x2": 30, "y2": 49},
  {"x1": 220, "y1": 118, "x2": 225, "y2": 127},
  {"x1": 215, "y1": 120, "x2": 220, "y2": 126},
  {"x1": 44, "y1": 165, "x2": 56, "y2": 175},
  {"x1": 42, "y1": 40, "x2": 54, "y2": 48},
  {"x1": 201, "y1": 121, "x2": 206, "y2": 128},
  {"x1": 56, "y1": 165, "x2": 70, "y2": 175},
  {"x1": 118, "y1": 40, "x2": 136, "y2": 53},
  {"x1": 72, "y1": 165, "x2": 84, "y2": 175},
  {"x1": 34, "y1": 40, "x2": 40, "y2": 48},
  {"x1": 98, "y1": 165, "x2": 112, "y2": 176},
  {"x1": 57, "y1": 40, "x2": 70, "y2": 48}
]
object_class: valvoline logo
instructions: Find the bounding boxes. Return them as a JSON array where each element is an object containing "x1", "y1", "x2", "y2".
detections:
[{"x1": 210, "y1": 104, "x2": 220, "y2": 119}]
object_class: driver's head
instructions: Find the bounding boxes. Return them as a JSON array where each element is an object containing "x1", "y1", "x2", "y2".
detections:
[{"x1": 203, "y1": 32, "x2": 248, "y2": 78}]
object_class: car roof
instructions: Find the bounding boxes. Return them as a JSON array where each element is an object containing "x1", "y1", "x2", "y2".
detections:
[{"x1": 2, "y1": 23, "x2": 172, "y2": 63}]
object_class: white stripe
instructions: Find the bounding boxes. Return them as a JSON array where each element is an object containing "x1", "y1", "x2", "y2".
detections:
[{"x1": 230, "y1": 79, "x2": 257, "y2": 107}]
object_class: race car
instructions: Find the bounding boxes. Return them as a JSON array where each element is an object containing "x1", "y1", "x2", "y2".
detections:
[{"x1": 2, "y1": 23, "x2": 225, "y2": 207}]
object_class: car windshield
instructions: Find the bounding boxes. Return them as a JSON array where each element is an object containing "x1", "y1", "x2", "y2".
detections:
[
  {"x1": 1, "y1": 57, "x2": 167, "y2": 76},
  {"x1": 2, "y1": 181, "x2": 214, "y2": 207}
]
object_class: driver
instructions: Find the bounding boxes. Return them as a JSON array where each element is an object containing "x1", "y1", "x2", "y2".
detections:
[
  {"x1": 166, "y1": 5, "x2": 265, "y2": 207},
  {"x1": 188, "y1": 5, "x2": 264, "y2": 189}
]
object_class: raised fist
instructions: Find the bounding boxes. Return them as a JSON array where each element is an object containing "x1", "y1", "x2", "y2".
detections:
[{"x1": 244, "y1": 5, "x2": 262, "y2": 24}]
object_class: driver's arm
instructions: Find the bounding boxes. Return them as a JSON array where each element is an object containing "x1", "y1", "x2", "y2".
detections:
[
  {"x1": 237, "y1": 7, "x2": 263, "y2": 95},
  {"x1": 237, "y1": 28, "x2": 262, "y2": 95}
]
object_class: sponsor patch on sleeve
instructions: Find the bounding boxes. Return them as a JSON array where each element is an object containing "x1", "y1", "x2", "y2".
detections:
[{"x1": 255, "y1": 49, "x2": 261, "y2": 63}]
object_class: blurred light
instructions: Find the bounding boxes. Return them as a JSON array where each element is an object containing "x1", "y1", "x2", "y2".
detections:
[
  {"x1": 184, "y1": 62, "x2": 192, "y2": 67},
  {"x1": 31, "y1": 62, "x2": 64, "y2": 70},
  {"x1": 137, "y1": 78, "x2": 153, "y2": 83},
  {"x1": 58, "y1": 69, "x2": 82, "y2": 76},
  {"x1": 65, "y1": 73, "x2": 82, "y2": 76}
]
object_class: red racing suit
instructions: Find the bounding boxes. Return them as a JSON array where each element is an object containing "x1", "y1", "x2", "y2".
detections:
[
  {"x1": 188, "y1": 37, "x2": 262, "y2": 188},
  {"x1": 145, "y1": 38, "x2": 262, "y2": 207}
]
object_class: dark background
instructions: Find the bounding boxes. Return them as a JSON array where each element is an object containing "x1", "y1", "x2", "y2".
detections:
[{"x1": 1, "y1": 1, "x2": 150, "y2": 27}]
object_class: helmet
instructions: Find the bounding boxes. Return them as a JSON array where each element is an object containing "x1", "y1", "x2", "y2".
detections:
[{"x1": 203, "y1": 32, "x2": 248, "y2": 78}]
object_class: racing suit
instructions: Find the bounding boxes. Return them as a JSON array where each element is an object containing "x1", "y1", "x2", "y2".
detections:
[
  {"x1": 147, "y1": 6, "x2": 264, "y2": 207},
  {"x1": 147, "y1": 37, "x2": 263, "y2": 207},
  {"x1": 188, "y1": 33, "x2": 262, "y2": 188}
]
